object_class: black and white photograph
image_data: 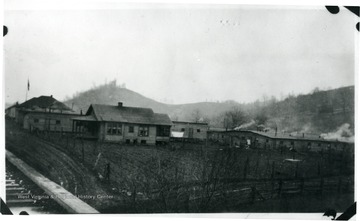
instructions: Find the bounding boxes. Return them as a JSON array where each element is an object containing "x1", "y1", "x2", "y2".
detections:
[{"x1": 1, "y1": 0, "x2": 358, "y2": 219}]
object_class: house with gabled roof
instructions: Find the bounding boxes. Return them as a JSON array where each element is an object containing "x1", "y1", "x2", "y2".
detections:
[
  {"x1": 72, "y1": 102, "x2": 173, "y2": 145},
  {"x1": 14, "y1": 95, "x2": 79, "y2": 132}
]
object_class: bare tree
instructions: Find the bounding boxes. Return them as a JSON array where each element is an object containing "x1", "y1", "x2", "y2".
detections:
[
  {"x1": 255, "y1": 108, "x2": 268, "y2": 125},
  {"x1": 191, "y1": 109, "x2": 202, "y2": 123},
  {"x1": 223, "y1": 107, "x2": 248, "y2": 130}
]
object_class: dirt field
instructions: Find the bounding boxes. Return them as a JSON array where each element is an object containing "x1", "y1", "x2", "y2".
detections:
[
  {"x1": 5, "y1": 120, "x2": 122, "y2": 211},
  {"x1": 5, "y1": 118, "x2": 355, "y2": 213}
]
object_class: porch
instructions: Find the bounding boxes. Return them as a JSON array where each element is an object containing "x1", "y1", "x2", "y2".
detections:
[{"x1": 72, "y1": 115, "x2": 99, "y2": 140}]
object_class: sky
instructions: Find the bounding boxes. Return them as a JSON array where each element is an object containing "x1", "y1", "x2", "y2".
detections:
[{"x1": 3, "y1": 2, "x2": 358, "y2": 105}]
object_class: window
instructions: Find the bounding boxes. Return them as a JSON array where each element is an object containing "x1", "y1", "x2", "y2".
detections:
[
  {"x1": 138, "y1": 126, "x2": 149, "y2": 137},
  {"x1": 128, "y1": 126, "x2": 134, "y2": 133},
  {"x1": 181, "y1": 128, "x2": 185, "y2": 132},
  {"x1": 56, "y1": 120, "x2": 61, "y2": 125},
  {"x1": 141, "y1": 140, "x2": 147, "y2": 144},
  {"x1": 197, "y1": 129, "x2": 201, "y2": 133},
  {"x1": 266, "y1": 139, "x2": 269, "y2": 143},
  {"x1": 125, "y1": 139, "x2": 130, "y2": 144},
  {"x1": 107, "y1": 122, "x2": 122, "y2": 135},
  {"x1": 318, "y1": 143, "x2": 321, "y2": 147},
  {"x1": 34, "y1": 118, "x2": 39, "y2": 123},
  {"x1": 291, "y1": 141, "x2": 294, "y2": 145},
  {"x1": 157, "y1": 126, "x2": 170, "y2": 137},
  {"x1": 280, "y1": 141, "x2": 284, "y2": 145}
]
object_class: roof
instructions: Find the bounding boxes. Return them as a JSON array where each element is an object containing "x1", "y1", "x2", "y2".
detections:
[
  {"x1": 153, "y1": 113, "x2": 173, "y2": 126},
  {"x1": 86, "y1": 104, "x2": 172, "y2": 126},
  {"x1": 23, "y1": 111, "x2": 79, "y2": 116},
  {"x1": 249, "y1": 130, "x2": 323, "y2": 141},
  {"x1": 5, "y1": 102, "x2": 19, "y2": 110},
  {"x1": 225, "y1": 130, "x2": 352, "y2": 144},
  {"x1": 208, "y1": 127, "x2": 227, "y2": 132},
  {"x1": 172, "y1": 120, "x2": 208, "y2": 126},
  {"x1": 72, "y1": 115, "x2": 97, "y2": 122},
  {"x1": 18, "y1": 96, "x2": 72, "y2": 111}
]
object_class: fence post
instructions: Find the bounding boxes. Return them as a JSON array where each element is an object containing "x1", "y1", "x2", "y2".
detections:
[
  {"x1": 271, "y1": 162, "x2": 275, "y2": 198},
  {"x1": 294, "y1": 162, "x2": 299, "y2": 179},
  {"x1": 243, "y1": 157, "x2": 249, "y2": 180},
  {"x1": 300, "y1": 177, "x2": 304, "y2": 195},
  {"x1": 66, "y1": 134, "x2": 69, "y2": 150},
  {"x1": 319, "y1": 177, "x2": 324, "y2": 196},
  {"x1": 271, "y1": 161, "x2": 275, "y2": 179},
  {"x1": 271, "y1": 161, "x2": 275, "y2": 198},
  {"x1": 175, "y1": 166, "x2": 178, "y2": 181},
  {"x1": 254, "y1": 157, "x2": 259, "y2": 175},
  {"x1": 105, "y1": 163, "x2": 111, "y2": 184},
  {"x1": 158, "y1": 154, "x2": 161, "y2": 174},
  {"x1": 278, "y1": 179, "x2": 283, "y2": 198},
  {"x1": 185, "y1": 190, "x2": 190, "y2": 213},
  {"x1": 93, "y1": 141, "x2": 97, "y2": 154},
  {"x1": 250, "y1": 186, "x2": 256, "y2": 204},
  {"x1": 81, "y1": 137, "x2": 84, "y2": 162}
]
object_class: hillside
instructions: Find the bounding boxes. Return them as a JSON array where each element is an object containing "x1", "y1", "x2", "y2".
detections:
[
  {"x1": 64, "y1": 81, "x2": 243, "y2": 121},
  {"x1": 64, "y1": 81, "x2": 173, "y2": 114},
  {"x1": 259, "y1": 86, "x2": 355, "y2": 134},
  {"x1": 64, "y1": 81, "x2": 354, "y2": 134}
]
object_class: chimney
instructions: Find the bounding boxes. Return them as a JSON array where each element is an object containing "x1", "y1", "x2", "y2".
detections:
[
  {"x1": 118, "y1": 102, "x2": 123, "y2": 107},
  {"x1": 50, "y1": 95, "x2": 53, "y2": 98},
  {"x1": 80, "y1": 109, "x2": 83, "y2": 115},
  {"x1": 302, "y1": 133, "x2": 304, "y2": 138}
]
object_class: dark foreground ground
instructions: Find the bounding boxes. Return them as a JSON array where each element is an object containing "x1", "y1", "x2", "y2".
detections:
[{"x1": 5, "y1": 118, "x2": 355, "y2": 213}]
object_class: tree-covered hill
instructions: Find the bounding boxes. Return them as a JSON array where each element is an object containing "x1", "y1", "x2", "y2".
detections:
[{"x1": 63, "y1": 81, "x2": 354, "y2": 134}]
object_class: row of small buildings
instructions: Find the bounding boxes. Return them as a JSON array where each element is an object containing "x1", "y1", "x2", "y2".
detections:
[
  {"x1": 5, "y1": 96, "x2": 209, "y2": 145},
  {"x1": 6, "y1": 95, "x2": 354, "y2": 151}
]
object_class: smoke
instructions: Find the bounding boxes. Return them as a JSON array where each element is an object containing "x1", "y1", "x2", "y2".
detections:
[
  {"x1": 320, "y1": 123, "x2": 354, "y2": 143},
  {"x1": 234, "y1": 120, "x2": 256, "y2": 130},
  {"x1": 299, "y1": 123, "x2": 313, "y2": 133}
]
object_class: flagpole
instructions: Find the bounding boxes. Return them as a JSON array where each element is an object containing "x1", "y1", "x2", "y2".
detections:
[
  {"x1": 25, "y1": 78, "x2": 29, "y2": 101},
  {"x1": 25, "y1": 85, "x2": 28, "y2": 101}
]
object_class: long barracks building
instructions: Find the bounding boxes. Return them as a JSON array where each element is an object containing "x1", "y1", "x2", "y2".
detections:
[{"x1": 213, "y1": 130, "x2": 354, "y2": 153}]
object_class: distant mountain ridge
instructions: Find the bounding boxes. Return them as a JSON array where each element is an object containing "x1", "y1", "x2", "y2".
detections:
[
  {"x1": 64, "y1": 81, "x2": 240, "y2": 122},
  {"x1": 65, "y1": 81, "x2": 173, "y2": 114},
  {"x1": 63, "y1": 81, "x2": 354, "y2": 134}
]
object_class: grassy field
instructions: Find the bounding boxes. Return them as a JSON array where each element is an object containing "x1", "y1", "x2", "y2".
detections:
[{"x1": 5, "y1": 118, "x2": 355, "y2": 213}]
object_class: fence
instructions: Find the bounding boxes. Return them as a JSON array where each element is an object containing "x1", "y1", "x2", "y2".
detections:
[{"x1": 32, "y1": 129, "x2": 354, "y2": 213}]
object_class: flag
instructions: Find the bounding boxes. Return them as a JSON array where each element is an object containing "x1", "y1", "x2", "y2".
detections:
[{"x1": 27, "y1": 79, "x2": 30, "y2": 91}]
